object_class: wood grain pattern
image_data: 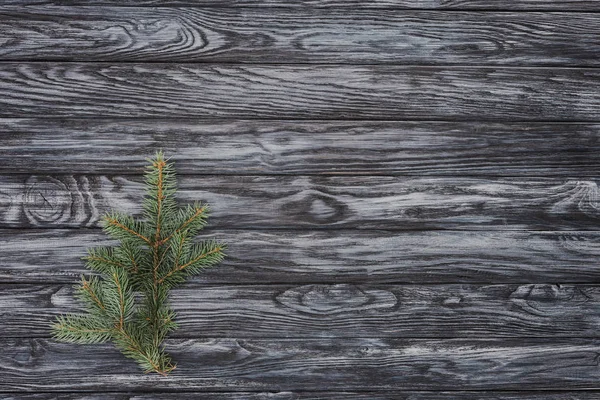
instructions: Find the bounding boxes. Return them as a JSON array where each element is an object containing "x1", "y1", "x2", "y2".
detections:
[
  {"x1": 1, "y1": 64, "x2": 600, "y2": 120},
  {"x1": 2, "y1": 338, "x2": 600, "y2": 391},
  {"x1": 3, "y1": 118, "x2": 600, "y2": 176},
  {"x1": 3, "y1": 0, "x2": 600, "y2": 10},
  {"x1": 3, "y1": 229, "x2": 600, "y2": 284},
  {"x1": 1, "y1": 174, "x2": 600, "y2": 230},
  {"x1": 4, "y1": 283, "x2": 600, "y2": 338},
  {"x1": 3, "y1": 3, "x2": 599, "y2": 398},
  {"x1": 1, "y1": 8, "x2": 599, "y2": 66},
  {"x1": 7, "y1": 393, "x2": 600, "y2": 400}
]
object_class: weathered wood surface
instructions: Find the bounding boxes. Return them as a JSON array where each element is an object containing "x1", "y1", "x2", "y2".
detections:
[
  {"x1": 3, "y1": 229, "x2": 600, "y2": 284},
  {"x1": 1, "y1": 64, "x2": 600, "y2": 120},
  {"x1": 3, "y1": 119, "x2": 600, "y2": 177},
  {"x1": 1, "y1": 174, "x2": 599, "y2": 230},
  {"x1": 2, "y1": 2, "x2": 599, "y2": 398},
  {"x1": 4, "y1": 0, "x2": 600, "y2": 10},
  {"x1": 2, "y1": 338, "x2": 600, "y2": 391},
  {"x1": 1, "y1": 8, "x2": 599, "y2": 66},
  {"x1": 4, "y1": 283, "x2": 600, "y2": 338},
  {"x1": 7, "y1": 393, "x2": 600, "y2": 400}
]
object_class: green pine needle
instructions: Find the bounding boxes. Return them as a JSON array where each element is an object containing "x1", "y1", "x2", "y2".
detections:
[
  {"x1": 52, "y1": 314, "x2": 112, "y2": 344},
  {"x1": 51, "y1": 152, "x2": 226, "y2": 375}
]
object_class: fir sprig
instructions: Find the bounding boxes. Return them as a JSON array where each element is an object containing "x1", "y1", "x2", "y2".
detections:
[{"x1": 51, "y1": 152, "x2": 226, "y2": 375}]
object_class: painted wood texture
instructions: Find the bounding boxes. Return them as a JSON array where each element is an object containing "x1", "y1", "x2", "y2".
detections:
[
  {"x1": 1, "y1": 174, "x2": 599, "y2": 230},
  {"x1": 2, "y1": 338, "x2": 600, "y2": 391},
  {"x1": 1, "y1": 64, "x2": 600, "y2": 120},
  {"x1": 1, "y1": 8, "x2": 599, "y2": 66},
  {"x1": 4, "y1": 283, "x2": 600, "y2": 338},
  {"x1": 3, "y1": 119, "x2": 600, "y2": 176},
  {"x1": 3, "y1": 229, "x2": 600, "y2": 284},
  {"x1": 4, "y1": 1, "x2": 600, "y2": 10}
]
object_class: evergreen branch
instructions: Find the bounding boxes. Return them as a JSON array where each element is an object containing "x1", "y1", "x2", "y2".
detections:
[
  {"x1": 84, "y1": 247, "x2": 129, "y2": 274},
  {"x1": 172, "y1": 235, "x2": 186, "y2": 271},
  {"x1": 143, "y1": 151, "x2": 178, "y2": 241},
  {"x1": 75, "y1": 275, "x2": 107, "y2": 315},
  {"x1": 81, "y1": 278, "x2": 105, "y2": 311},
  {"x1": 51, "y1": 315, "x2": 112, "y2": 344},
  {"x1": 174, "y1": 206, "x2": 205, "y2": 235},
  {"x1": 147, "y1": 153, "x2": 170, "y2": 351},
  {"x1": 103, "y1": 214, "x2": 151, "y2": 244},
  {"x1": 124, "y1": 250, "x2": 139, "y2": 274},
  {"x1": 158, "y1": 243, "x2": 224, "y2": 285},
  {"x1": 153, "y1": 157, "x2": 166, "y2": 244},
  {"x1": 52, "y1": 151, "x2": 226, "y2": 375},
  {"x1": 114, "y1": 325, "x2": 175, "y2": 375},
  {"x1": 101, "y1": 266, "x2": 135, "y2": 335},
  {"x1": 129, "y1": 256, "x2": 138, "y2": 273},
  {"x1": 159, "y1": 205, "x2": 207, "y2": 246},
  {"x1": 113, "y1": 271, "x2": 126, "y2": 330}
]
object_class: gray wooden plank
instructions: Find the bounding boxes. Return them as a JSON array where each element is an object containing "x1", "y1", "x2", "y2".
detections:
[
  {"x1": 3, "y1": 229, "x2": 600, "y2": 284},
  {"x1": 3, "y1": 119, "x2": 600, "y2": 177},
  {"x1": 3, "y1": 0, "x2": 599, "y2": 10},
  {"x1": 1, "y1": 64, "x2": 599, "y2": 120},
  {"x1": 1, "y1": 8, "x2": 599, "y2": 66},
  {"x1": 4, "y1": 283, "x2": 600, "y2": 338},
  {"x1": 1, "y1": 338, "x2": 599, "y2": 390},
  {"x1": 1, "y1": 174, "x2": 599, "y2": 230},
  {"x1": 6, "y1": 392, "x2": 600, "y2": 399}
]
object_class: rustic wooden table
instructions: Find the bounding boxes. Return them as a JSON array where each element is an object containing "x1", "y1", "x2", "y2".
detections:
[{"x1": 1, "y1": 1, "x2": 600, "y2": 398}]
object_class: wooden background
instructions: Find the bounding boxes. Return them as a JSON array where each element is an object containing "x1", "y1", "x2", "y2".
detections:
[{"x1": 1, "y1": 1, "x2": 600, "y2": 399}]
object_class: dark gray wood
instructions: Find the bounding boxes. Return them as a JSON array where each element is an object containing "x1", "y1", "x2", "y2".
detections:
[
  {"x1": 2, "y1": 338, "x2": 600, "y2": 391},
  {"x1": 1, "y1": 64, "x2": 600, "y2": 120},
  {"x1": 1, "y1": 174, "x2": 599, "y2": 230},
  {"x1": 6, "y1": 392, "x2": 600, "y2": 399},
  {"x1": 5, "y1": 283, "x2": 600, "y2": 338},
  {"x1": 1, "y1": 8, "x2": 599, "y2": 66},
  {"x1": 3, "y1": 229, "x2": 600, "y2": 284},
  {"x1": 3, "y1": 119, "x2": 600, "y2": 177},
  {"x1": 3, "y1": 0, "x2": 599, "y2": 10},
  {"x1": 2, "y1": 3, "x2": 599, "y2": 398}
]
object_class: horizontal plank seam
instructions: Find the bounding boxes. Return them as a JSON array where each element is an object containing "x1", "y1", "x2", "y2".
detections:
[
  {"x1": 2, "y1": 61, "x2": 600, "y2": 68},
  {"x1": 3, "y1": 390, "x2": 600, "y2": 394},
  {"x1": 4, "y1": 390, "x2": 600, "y2": 395},
  {"x1": 4, "y1": 393, "x2": 600, "y2": 396},
  {"x1": 3, "y1": 116, "x2": 600, "y2": 123},
  {"x1": 3, "y1": 226, "x2": 600, "y2": 233},
  {"x1": 26, "y1": 336, "x2": 600, "y2": 340},
  {"x1": 0, "y1": 115, "x2": 600, "y2": 123},
  {"x1": 3, "y1": 228, "x2": 598, "y2": 233},
  {"x1": 0, "y1": 6, "x2": 599, "y2": 11},
  {"x1": 5, "y1": 62, "x2": 600, "y2": 70},
  {"x1": 3, "y1": 6, "x2": 600, "y2": 12},
  {"x1": 3, "y1": 117, "x2": 600, "y2": 123},
  {"x1": 4, "y1": 173, "x2": 600, "y2": 179},
  {"x1": 10, "y1": 335, "x2": 600, "y2": 340},
  {"x1": 0, "y1": 282, "x2": 590, "y2": 287},
  {"x1": 0, "y1": 281, "x2": 594, "y2": 285},
  {"x1": 1, "y1": 172, "x2": 598, "y2": 178},
  {"x1": 3, "y1": 227, "x2": 598, "y2": 233},
  {"x1": 9, "y1": 225, "x2": 600, "y2": 235}
]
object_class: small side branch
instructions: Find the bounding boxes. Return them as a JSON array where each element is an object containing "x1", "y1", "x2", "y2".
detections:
[
  {"x1": 82, "y1": 278, "x2": 105, "y2": 310},
  {"x1": 105, "y1": 218, "x2": 151, "y2": 244},
  {"x1": 158, "y1": 246, "x2": 222, "y2": 284},
  {"x1": 159, "y1": 206, "x2": 206, "y2": 246}
]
